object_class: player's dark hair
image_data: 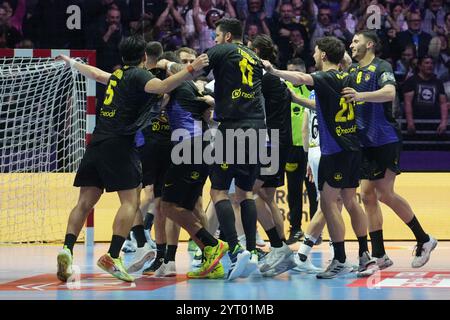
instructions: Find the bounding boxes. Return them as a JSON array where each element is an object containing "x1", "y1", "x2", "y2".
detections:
[
  {"x1": 119, "y1": 36, "x2": 146, "y2": 66},
  {"x1": 316, "y1": 36, "x2": 345, "y2": 65},
  {"x1": 287, "y1": 57, "x2": 305, "y2": 69},
  {"x1": 160, "y1": 51, "x2": 182, "y2": 63},
  {"x1": 175, "y1": 47, "x2": 197, "y2": 58},
  {"x1": 145, "y1": 41, "x2": 163, "y2": 60},
  {"x1": 417, "y1": 55, "x2": 433, "y2": 65},
  {"x1": 356, "y1": 29, "x2": 380, "y2": 53},
  {"x1": 251, "y1": 34, "x2": 278, "y2": 64},
  {"x1": 216, "y1": 18, "x2": 243, "y2": 40}
]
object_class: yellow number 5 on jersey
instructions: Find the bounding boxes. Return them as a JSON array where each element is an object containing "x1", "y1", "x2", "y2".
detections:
[
  {"x1": 239, "y1": 58, "x2": 254, "y2": 87},
  {"x1": 103, "y1": 80, "x2": 118, "y2": 106},
  {"x1": 335, "y1": 98, "x2": 355, "y2": 122}
]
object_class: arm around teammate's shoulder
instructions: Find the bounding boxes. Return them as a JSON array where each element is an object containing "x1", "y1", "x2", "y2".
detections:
[
  {"x1": 342, "y1": 84, "x2": 396, "y2": 103},
  {"x1": 144, "y1": 54, "x2": 209, "y2": 94}
]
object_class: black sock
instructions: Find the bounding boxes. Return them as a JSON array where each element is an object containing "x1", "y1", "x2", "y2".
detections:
[
  {"x1": 156, "y1": 243, "x2": 166, "y2": 260},
  {"x1": 214, "y1": 200, "x2": 238, "y2": 250},
  {"x1": 265, "y1": 227, "x2": 283, "y2": 248},
  {"x1": 144, "y1": 213, "x2": 154, "y2": 232},
  {"x1": 240, "y1": 199, "x2": 257, "y2": 251},
  {"x1": 357, "y1": 235, "x2": 369, "y2": 257},
  {"x1": 218, "y1": 228, "x2": 226, "y2": 241},
  {"x1": 332, "y1": 241, "x2": 346, "y2": 263},
  {"x1": 369, "y1": 229, "x2": 386, "y2": 258},
  {"x1": 131, "y1": 225, "x2": 147, "y2": 248},
  {"x1": 407, "y1": 216, "x2": 430, "y2": 243},
  {"x1": 164, "y1": 245, "x2": 178, "y2": 263},
  {"x1": 108, "y1": 235, "x2": 126, "y2": 259},
  {"x1": 195, "y1": 228, "x2": 218, "y2": 247},
  {"x1": 64, "y1": 233, "x2": 77, "y2": 255}
]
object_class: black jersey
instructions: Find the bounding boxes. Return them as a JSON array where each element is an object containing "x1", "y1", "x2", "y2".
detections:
[
  {"x1": 203, "y1": 43, "x2": 265, "y2": 121},
  {"x1": 261, "y1": 72, "x2": 292, "y2": 147},
  {"x1": 311, "y1": 69, "x2": 360, "y2": 155},
  {"x1": 93, "y1": 66, "x2": 158, "y2": 143}
]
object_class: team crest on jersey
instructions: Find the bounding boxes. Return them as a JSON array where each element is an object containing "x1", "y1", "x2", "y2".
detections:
[
  {"x1": 365, "y1": 73, "x2": 371, "y2": 82},
  {"x1": 191, "y1": 171, "x2": 200, "y2": 180},
  {"x1": 368, "y1": 65, "x2": 376, "y2": 72},
  {"x1": 221, "y1": 163, "x2": 229, "y2": 170},
  {"x1": 334, "y1": 173, "x2": 343, "y2": 181}
]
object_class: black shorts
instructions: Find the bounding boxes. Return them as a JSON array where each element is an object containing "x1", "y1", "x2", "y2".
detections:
[
  {"x1": 209, "y1": 120, "x2": 266, "y2": 192},
  {"x1": 162, "y1": 162, "x2": 208, "y2": 211},
  {"x1": 139, "y1": 141, "x2": 172, "y2": 198},
  {"x1": 318, "y1": 150, "x2": 361, "y2": 191},
  {"x1": 284, "y1": 145, "x2": 307, "y2": 174},
  {"x1": 74, "y1": 137, "x2": 142, "y2": 192},
  {"x1": 360, "y1": 142, "x2": 401, "y2": 180},
  {"x1": 258, "y1": 145, "x2": 289, "y2": 188}
]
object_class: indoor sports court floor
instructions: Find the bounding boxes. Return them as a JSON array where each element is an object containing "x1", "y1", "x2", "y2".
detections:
[{"x1": 0, "y1": 241, "x2": 449, "y2": 300}]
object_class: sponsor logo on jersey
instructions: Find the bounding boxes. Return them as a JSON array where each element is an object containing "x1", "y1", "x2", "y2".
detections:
[
  {"x1": 191, "y1": 171, "x2": 200, "y2": 180},
  {"x1": 336, "y1": 125, "x2": 357, "y2": 136},
  {"x1": 232, "y1": 88, "x2": 255, "y2": 100},
  {"x1": 220, "y1": 163, "x2": 229, "y2": 170},
  {"x1": 285, "y1": 162, "x2": 298, "y2": 172}
]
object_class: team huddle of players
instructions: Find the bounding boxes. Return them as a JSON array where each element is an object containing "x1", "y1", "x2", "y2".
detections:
[{"x1": 55, "y1": 18, "x2": 437, "y2": 283}]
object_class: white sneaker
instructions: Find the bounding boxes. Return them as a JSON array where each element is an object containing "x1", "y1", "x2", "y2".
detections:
[
  {"x1": 357, "y1": 251, "x2": 379, "y2": 278},
  {"x1": 122, "y1": 239, "x2": 137, "y2": 253},
  {"x1": 154, "y1": 261, "x2": 177, "y2": 277},
  {"x1": 256, "y1": 231, "x2": 266, "y2": 247},
  {"x1": 412, "y1": 236, "x2": 438, "y2": 268},
  {"x1": 259, "y1": 243, "x2": 292, "y2": 273},
  {"x1": 238, "y1": 234, "x2": 247, "y2": 249},
  {"x1": 262, "y1": 252, "x2": 297, "y2": 277},
  {"x1": 126, "y1": 243, "x2": 156, "y2": 273},
  {"x1": 239, "y1": 251, "x2": 258, "y2": 278},
  {"x1": 227, "y1": 247, "x2": 251, "y2": 281},
  {"x1": 144, "y1": 229, "x2": 156, "y2": 249},
  {"x1": 376, "y1": 254, "x2": 394, "y2": 270},
  {"x1": 292, "y1": 254, "x2": 323, "y2": 274},
  {"x1": 316, "y1": 259, "x2": 353, "y2": 279}
]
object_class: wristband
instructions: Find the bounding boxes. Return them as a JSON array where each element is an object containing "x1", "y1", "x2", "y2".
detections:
[
  {"x1": 69, "y1": 59, "x2": 77, "y2": 68},
  {"x1": 187, "y1": 64, "x2": 195, "y2": 75}
]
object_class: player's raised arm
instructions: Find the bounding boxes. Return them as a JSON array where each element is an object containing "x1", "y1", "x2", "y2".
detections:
[
  {"x1": 341, "y1": 84, "x2": 396, "y2": 103},
  {"x1": 262, "y1": 59, "x2": 314, "y2": 86},
  {"x1": 289, "y1": 88, "x2": 316, "y2": 110},
  {"x1": 144, "y1": 54, "x2": 209, "y2": 94},
  {"x1": 56, "y1": 54, "x2": 111, "y2": 85}
]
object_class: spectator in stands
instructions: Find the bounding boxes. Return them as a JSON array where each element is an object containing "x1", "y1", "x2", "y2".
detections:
[
  {"x1": 287, "y1": 29, "x2": 315, "y2": 72},
  {"x1": 244, "y1": 22, "x2": 262, "y2": 44},
  {"x1": 214, "y1": 0, "x2": 236, "y2": 18},
  {"x1": 155, "y1": 1, "x2": 185, "y2": 49},
  {"x1": 1, "y1": 0, "x2": 25, "y2": 35},
  {"x1": 270, "y1": 2, "x2": 310, "y2": 69},
  {"x1": 16, "y1": 38, "x2": 33, "y2": 48},
  {"x1": 421, "y1": 0, "x2": 446, "y2": 36},
  {"x1": 396, "y1": 11, "x2": 432, "y2": 59},
  {"x1": 185, "y1": 0, "x2": 220, "y2": 52},
  {"x1": 310, "y1": 4, "x2": 352, "y2": 48},
  {"x1": 242, "y1": 0, "x2": 270, "y2": 37},
  {"x1": 92, "y1": 7, "x2": 126, "y2": 71},
  {"x1": 395, "y1": 45, "x2": 416, "y2": 85},
  {"x1": 236, "y1": 0, "x2": 278, "y2": 20},
  {"x1": 428, "y1": 35, "x2": 450, "y2": 81},
  {"x1": 403, "y1": 55, "x2": 448, "y2": 135},
  {"x1": 385, "y1": 2, "x2": 408, "y2": 32},
  {"x1": 0, "y1": 6, "x2": 20, "y2": 47}
]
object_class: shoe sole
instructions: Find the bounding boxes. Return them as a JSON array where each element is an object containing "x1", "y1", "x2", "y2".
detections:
[
  {"x1": 57, "y1": 253, "x2": 72, "y2": 282},
  {"x1": 412, "y1": 239, "x2": 438, "y2": 268},
  {"x1": 259, "y1": 251, "x2": 291, "y2": 273},
  {"x1": 127, "y1": 250, "x2": 156, "y2": 273},
  {"x1": 227, "y1": 251, "x2": 251, "y2": 281},
  {"x1": 97, "y1": 258, "x2": 135, "y2": 282},
  {"x1": 262, "y1": 255, "x2": 297, "y2": 277},
  {"x1": 316, "y1": 266, "x2": 353, "y2": 279},
  {"x1": 292, "y1": 266, "x2": 324, "y2": 274},
  {"x1": 377, "y1": 259, "x2": 394, "y2": 270},
  {"x1": 154, "y1": 272, "x2": 176, "y2": 277}
]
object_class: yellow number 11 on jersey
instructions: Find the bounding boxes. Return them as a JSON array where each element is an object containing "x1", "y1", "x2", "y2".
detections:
[{"x1": 239, "y1": 58, "x2": 254, "y2": 87}]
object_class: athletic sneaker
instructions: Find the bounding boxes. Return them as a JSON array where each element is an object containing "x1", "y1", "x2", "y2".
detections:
[
  {"x1": 285, "y1": 228, "x2": 304, "y2": 245},
  {"x1": 154, "y1": 261, "x2": 176, "y2": 277},
  {"x1": 316, "y1": 259, "x2": 353, "y2": 279},
  {"x1": 227, "y1": 245, "x2": 251, "y2": 281},
  {"x1": 357, "y1": 251, "x2": 378, "y2": 278},
  {"x1": 191, "y1": 248, "x2": 203, "y2": 267},
  {"x1": 239, "y1": 250, "x2": 258, "y2": 278},
  {"x1": 259, "y1": 243, "x2": 293, "y2": 273},
  {"x1": 375, "y1": 254, "x2": 394, "y2": 270},
  {"x1": 142, "y1": 257, "x2": 164, "y2": 275},
  {"x1": 188, "y1": 239, "x2": 199, "y2": 252},
  {"x1": 262, "y1": 252, "x2": 297, "y2": 277},
  {"x1": 412, "y1": 236, "x2": 438, "y2": 268},
  {"x1": 186, "y1": 239, "x2": 229, "y2": 278},
  {"x1": 292, "y1": 254, "x2": 323, "y2": 274},
  {"x1": 122, "y1": 239, "x2": 137, "y2": 253},
  {"x1": 126, "y1": 243, "x2": 156, "y2": 273},
  {"x1": 187, "y1": 262, "x2": 225, "y2": 279},
  {"x1": 254, "y1": 247, "x2": 269, "y2": 262},
  {"x1": 97, "y1": 253, "x2": 134, "y2": 282},
  {"x1": 57, "y1": 246, "x2": 73, "y2": 282},
  {"x1": 144, "y1": 229, "x2": 156, "y2": 249}
]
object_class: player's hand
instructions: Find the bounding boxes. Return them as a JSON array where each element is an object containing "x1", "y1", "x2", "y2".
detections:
[
  {"x1": 407, "y1": 122, "x2": 416, "y2": 135},
  {"x1": 342, "y1": 87, "x2": 362, "y2": 103},
  {"x1": 261, "y1": 59, "x2": 274, "y2": 72},
  {"x1": 279, "y1": 28, "x2": 291, "y2": 37},
  {"x1": 156, "y1": 58, "x2": 171, "y2": 70},
  {"x1": 55, "y1": 54, "x2": 72, "y2": 66},
  {"x1": 198, "y1": 95, "x2": 215, "y2": 107},
  {"x1": 306, "y1": 164, "x2": 314, "y2": 183},
  {"x1": 437, "y1": 122, "x2": 447, "y2": 135},
  {"x1": 191, "y1": 53, "x2": 209, "y2": 71}
]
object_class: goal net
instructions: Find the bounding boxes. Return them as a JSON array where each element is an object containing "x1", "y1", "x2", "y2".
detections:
[{"x1": 0, "y1": 49, "x2": 95, "y2": 244}]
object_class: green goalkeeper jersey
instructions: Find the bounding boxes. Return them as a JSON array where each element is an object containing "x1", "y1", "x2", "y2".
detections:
[{"x1": 285, "y1": 81, "x2": 311, "y2": 147}]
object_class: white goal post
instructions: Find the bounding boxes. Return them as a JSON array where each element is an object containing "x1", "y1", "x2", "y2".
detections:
[{"x1": 0, "y1": 49, "x2": 96, "y2": 245}]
